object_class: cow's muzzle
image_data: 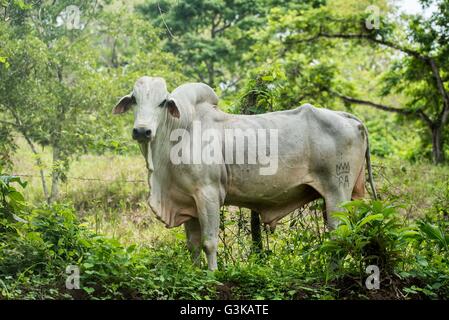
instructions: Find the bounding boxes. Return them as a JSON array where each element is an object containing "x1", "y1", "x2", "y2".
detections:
[{"x1": 132, "y1": 127, "x2": 152, "y2": 142}]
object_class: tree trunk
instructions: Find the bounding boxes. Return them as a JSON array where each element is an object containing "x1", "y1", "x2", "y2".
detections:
[
  {"x1": 48, "y1": 146, "x2": 61, "y2": 203},
  {"x1": 111, "y1": 38, "x2": 118, "y2": 68},
  {"x1": 4, "y1": 106, "x2": 49, "y2": 200},
  {"x1": 207, "y1": 61, "x2": 215, "y2": 88},
  {"x1": 22, "y1": 133, "x2": 49, "y2": 200},
  {"x1": 431, "y1": 124, "x2": 445, "y2": 164},
  {"x1": 250, "y1": 210, "x2": 263, "y2": 254},
  {"x1": 49, "y1": 78, "x2": 65, "y2": 204}
]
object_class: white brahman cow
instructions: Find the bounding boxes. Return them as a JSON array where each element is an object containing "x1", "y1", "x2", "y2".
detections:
[{"x1": 113, "y1": 76, "x2": 377, "y2": 270}]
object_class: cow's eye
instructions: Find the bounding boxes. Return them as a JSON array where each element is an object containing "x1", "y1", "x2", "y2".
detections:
[{"x1": 158, "y1": 99, "x2": 167, "y2": 108}]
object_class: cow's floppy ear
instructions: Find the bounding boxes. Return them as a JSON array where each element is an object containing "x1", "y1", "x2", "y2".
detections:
[
  {"x1": 166, "y1": 99, "x2": 180, "y2": 119},
  {"x1": 113, "y1": 93, "x2": 135, "y2": 114}
]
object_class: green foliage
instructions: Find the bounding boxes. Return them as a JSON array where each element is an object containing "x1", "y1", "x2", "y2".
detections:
[
  {"x1": 137, "y1": 0, "x2": 267, "y2": 88},
  {"x1": 418, "y1": 220, "x2": 448, "y2": 251},
  {"x1": 402, "y1": 217, "x2": 449, "y2": 298},
  {"x1": 0, "y1": 125, "x2": 17, "y2": 170},
  {"x1": 2, "y1": 160, "x2": 449, "y2": 299},
  {"x1": 237, "y1": 0, "x2": 448, "y2": 163},
  {"x1": 0, "y1": 170, "x2": 219, "y2": 299},
  {"x1": 0, "y1": 2, "x2": 185, "y2": 200},
  {"x1": 0, "y1": 171, "x2": 27, "y2": 223},
  {"x1": 432, "y1": 181, "x2": 449, "y2": 220},
  {"x1": 321, "y1": 200, "x2": 416, "y2": 276},
  {"x1": 230, "y1": 63, "x2": 286, "y2": 114}
]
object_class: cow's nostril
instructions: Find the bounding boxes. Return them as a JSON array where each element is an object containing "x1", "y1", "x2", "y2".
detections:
[
  {"x1": 132, "y1": 128, "x2": 139, "y2": 140},
  {"x1": 145, "y1": 130, "x2": 152, "y2": 138}
]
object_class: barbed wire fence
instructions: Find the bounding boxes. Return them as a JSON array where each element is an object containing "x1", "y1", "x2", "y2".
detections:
[
  {"x1": 9, "y1": 173, "x2": 147, "y2": 184},
  {"x1": 10, "y1": 162, "x2": 449, "y2": 185}
]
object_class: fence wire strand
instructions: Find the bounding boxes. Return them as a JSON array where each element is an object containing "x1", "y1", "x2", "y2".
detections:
[
  {"x1": 10, "y1": 162, "x2": 448, "y2": 185},
  {"x1": 10, "y1": 173, "x2": 146, "y2": 184}
]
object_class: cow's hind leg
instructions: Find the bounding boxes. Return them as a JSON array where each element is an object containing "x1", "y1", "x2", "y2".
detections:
[
  {"x1": 323, "y1": 190, "x2": 352, "y2": 230},
  {"x1": 324, "y1": 162, "x2": 366, "y2": 229},
  {"x1": 184, "y1": 218, "x2": 202, "y2": 267},
  {"x1": 352, "y1": 163, "x2": 365, "y2": 199}
]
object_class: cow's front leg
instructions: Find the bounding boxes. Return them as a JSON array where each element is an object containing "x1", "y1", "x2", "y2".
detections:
[
  {"x1": 195, "y1": 189, "x2": 220, "y2": 271},
  {"x1": 184, "y1": 218, "x2": 202, "y2": 267}
]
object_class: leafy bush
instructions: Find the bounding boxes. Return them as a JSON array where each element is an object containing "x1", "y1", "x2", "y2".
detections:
[
  {"x1": 320, "y1": 200, "x2": 417, "y2": 277},
  {"x1": 402, "y1": 217, "x2": 449, "y2": 298},
  {"x1": 0, "y1": 202, "x2": 220, "y2": 299},
  {"x1": 0, "y1": 172, "x2": 28, "y2": 223},
  {"x1": 0, "y1": 170, "x2": 219, "y2": 299}
]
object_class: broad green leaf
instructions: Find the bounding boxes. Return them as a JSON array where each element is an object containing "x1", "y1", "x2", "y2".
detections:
[{"x1": 357, "y1": 214, "x2": 384, "y2": 228}]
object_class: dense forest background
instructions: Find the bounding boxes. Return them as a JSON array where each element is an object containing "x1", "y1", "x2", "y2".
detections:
[{"x1": 0, "y1": 0, "x2": 448, "y2": 300}]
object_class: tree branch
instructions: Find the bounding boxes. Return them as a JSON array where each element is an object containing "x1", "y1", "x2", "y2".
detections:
[
  {"x1": 302, "y1": 30, "x2": 449, "y2": 125},
  {"x1": 214, "y1": 14, "x2": 247, "y2": 35},
  {"x1": 428, "y1": 59, "x2": 449, "y2": 125},
  {"x1": 333, "y1": 91, "x2": 434, "y2": 126},
  {"x1": 316, "y1": 32, "x2": 429, "y2": 62},
  {"x1": 158, "y1": 2, "x2": 174, "y2": 39},
  {"x1": 0, "y1": 119, "x2": 18, "y2": 127},
  {"x1": 1, "y1": 105, "x2": 49, "y2": 199},
  {"x1": 214, "y1": 21, "x2": 232, "y2": 35}
]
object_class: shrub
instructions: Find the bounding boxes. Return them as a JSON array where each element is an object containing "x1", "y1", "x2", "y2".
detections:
[
  {"x1": 320, "y1": 200, "x2": 417, "y2": 278},
  {"x1": 0, "y1": 169, "x2": 219, "y2": 299},
  {"x1": 402, "y1": 218, "x2": 449, "y2": 298}
]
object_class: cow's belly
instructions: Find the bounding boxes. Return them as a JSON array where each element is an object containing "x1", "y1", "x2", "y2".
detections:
[
  {"x1": 223, "y1": 161, "x2": 322, "y2": 227},
  {"x1": 224, "y1": 181, "x2": 319, "y2": 209}
]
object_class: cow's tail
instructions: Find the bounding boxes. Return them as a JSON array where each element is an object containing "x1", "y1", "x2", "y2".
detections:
[
  {"x1": 338, "y1": 112, "x2": 378, "y2": 200},
  {"x1": 364, "y1": 131, "x2": 378, "y2": 200}
]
